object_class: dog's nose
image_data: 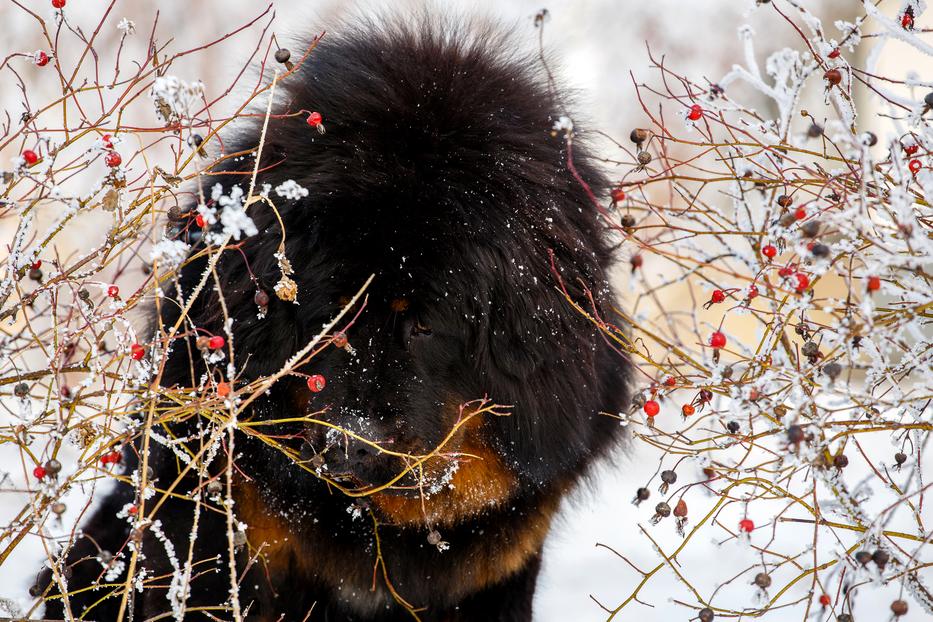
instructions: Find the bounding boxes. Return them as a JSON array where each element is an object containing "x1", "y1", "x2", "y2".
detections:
[{"x1": 321, "y1": 435, "x2": 395, "y2": 487}]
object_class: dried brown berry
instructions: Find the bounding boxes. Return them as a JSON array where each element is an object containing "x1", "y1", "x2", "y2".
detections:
[
  {"x1": 661, "y1": 470, "x2": 677, "y2": 485},
  {"x1": 620, "y1": 214, "x2": 636, "y2": 228},
  {"x1": 895, "y1": 452, "x2": 907, "y2": 465},
  {"x1": 801, "y1": 220, "x2": 821, "y2": 237},
  {"x1": 823, "y1": 362, "x2": 842, "y2": 380},
  {"x1": 654, "y1": 502, "x2": 671, "y2": 518},
  {"x1": 427, "y1": 530, "x2": 443, "y2": 546},
  {"x1": 698, "y1": 607, "x2": 714, "y2": 622},
  {"x1": 824, "y1": 68, "x2": 842, "y2": 86},
  {"x1": 891, "y1": 600, "x2": 908, "y2": 616},
  {"x1": 45, "y1": 459, "x2": 61, "y2": 474},
  {"x1": 14, "y1": 382, "x2": 29, "y2": 397},
  {"x1": 872, "y1": 549, "x2": 889, "y2": 568},
  {"x1": 630, "y1": 128, "x2": 649, "y2": 145},
  {"x1": 634, "y1": 487, "x2": 650, "y2": 504},
  {"x1": 777, "y1": 194, "x2": 793, "y2": 208},
  {"x1": 854, "y1": 550, "x2": 872, "y2": 565},
  {"x1": 727, "y1": 421, "x2": 740, "y2": 434},
  {"x1": 811, "y1": 243, "x2": 830, "y2": 258},
  {"x1": 636, "y1": 150, "x2": 652, "y2": 166},
  {"x1": 673, "y1": 499, "x2": 688, "y2": 518},
  {"x1": 807, "y1": 123, "x2": 824, "y2": 138},
  {"x1": 754, "y1": 572, "x2": 772, "y2": 588},
  {"x1": 274, "y1": 48, "x2": 291, "y2": 64},
  {"x1": 787, "y1": 424, "x2": 805, "y2": 444},
  {"x1": 833, "y1": 454, "x2": 849, "y2": 469},
  {"x1": 254, "y1": 289, "x2": 271, "y2": 307}
]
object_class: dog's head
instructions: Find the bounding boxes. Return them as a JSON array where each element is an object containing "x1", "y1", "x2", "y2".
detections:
[{"x1": 165, "y1": 18, "x2": 630, "y2": 522}]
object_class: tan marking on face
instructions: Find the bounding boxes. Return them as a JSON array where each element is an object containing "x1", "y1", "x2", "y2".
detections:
[
  {"x1": 389, "y1": 297, "x2": 410, "y2": 312},
  {"x1": 369, "y1": 408, "x2": 517, "y2": 527}
]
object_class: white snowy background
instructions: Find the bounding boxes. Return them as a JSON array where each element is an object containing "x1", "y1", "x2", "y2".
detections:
[{"x1": 1, "y1": 1, "x2": 930, "y2": 621}]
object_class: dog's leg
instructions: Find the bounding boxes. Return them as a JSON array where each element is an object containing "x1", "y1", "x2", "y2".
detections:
[
  {"x1": 38, "y1": 481, "x2": 136, "y2": 620},
  {"x1": 448, "y1": 553, "x2": 542, "y2": 622}
]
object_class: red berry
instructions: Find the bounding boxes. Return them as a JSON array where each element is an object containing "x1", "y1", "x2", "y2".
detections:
[
  {"x1": 107, "y1": 285, "x2": 119, "y2": 298},
  {"x1": 794, "y1": 207, "x2": 807, "y2": 220},
  {"x1": 819, "y1": 594, "x2": 831, "y2": 607},
  {"x1": 762, "y1": 244, "x2": 777, "y2": 259},
  {"x1": 31, "y1": 260, "x2": 42, "y2": 270},
  {"x1": 909, "y1": 159, "x2": 922, "y2": 174},
  {"x1": 128, "y1": 505, "x2": 138, "y2": 515},
  {"x1": 306, "y1": 111, "x2": 323, "y2": 127},
  {"x1": 902, "y1": 12, "x2": 914, "y2": 30},
  {"x1": 208, "y1": 335, "x2": 225, "y2": 350},
  {"x1": 307, "y1": 374, "x2": 326, "y2": 392},
  {"x1": 35, "y1": 51, "x2": 49, "y2": 67},
  {"x1": 130, "y1": 343, "x2": 145, "y2": 360},
  {"x1": 905, "y1": 144, "x2": 919, "y2": 156},
  {"x1": 828, "y1": 48, "x2": 840, "y2": 59},
  {"x1": 682, "y1": 403, "x2": 695, "y2": 417},
  {"x1": 867, "y1": 276, "x2": 881, "y2": 292},
  {"x1": 794, "y1": 272, "x2": 810, "y2": 292},
  {"x1": 687, "y1": 104, "x2": 703, "y2": 121},
  {"x1": 610, "y1": 188, "x2": 626, "y2": 203},
  {"x1": 747, "y1": 284, "x2": 759, "y2": 300},
  {"x1": 105, "y1": 151, "x2": 122, "y2": 167},
  {"x1": 332, "y1": 332, "x2": 348, "y2": 348},
  {"x1": 217, "y1": 381, "x2": 231, "y2": 397},
  {"x1": 101, "y1": 134, "x2": 113, "y2": 149},
  {"x1": 195, "y1": 213, "x2": 206, "y2": 228},
  {"x1": 710, "y1": 289, "x2": 725, "y2": 304},
  {"x1": 709, "y1": 331, "x2": 727, "y2": 349},
  {"x1": 630, "y1": 254, "x2": 643, "y2": 271},
  {"x1": 33, "y1": 466, "x2": 47, "y2": 479},
  {"x1": 643, "y1": 400, "x2": 660, "y2": 417},
  {"x1": 101, "y1": 450, "x2": 121, "y2": 465},
  {"x1": 22, "y1": 150, "x2": 39, "y2": 165},
  {"x1": 739, "y1": 518, "x2": 755, "y2": 533},
  {"x1": 778, "y1": 265, "x2": 794, "y2": 277},
  {"x1": 663, "y1": 376, "x2": 676, "y2": 387},
  {"x1": 52, "y1": 0, "x2": 65, "y2": 8}
]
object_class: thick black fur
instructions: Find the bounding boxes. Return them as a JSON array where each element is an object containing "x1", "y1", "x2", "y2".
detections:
[{"x1": 41, "y1": 16, "x2": 630, "y2": 621}]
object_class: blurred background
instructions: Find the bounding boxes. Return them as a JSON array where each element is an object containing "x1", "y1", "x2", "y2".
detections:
[{"x1": 2, "y1": 1, "x2": 929, "y2": 620}]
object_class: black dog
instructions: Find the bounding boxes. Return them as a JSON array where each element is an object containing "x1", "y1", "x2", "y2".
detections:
[{"x1": 41, "y1": 17, "x2": 630, "y2": 621}]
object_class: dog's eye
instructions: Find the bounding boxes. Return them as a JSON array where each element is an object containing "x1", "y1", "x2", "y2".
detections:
[{"x1": 411, "y1": 321, "x2": 432, "y2": 337}]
